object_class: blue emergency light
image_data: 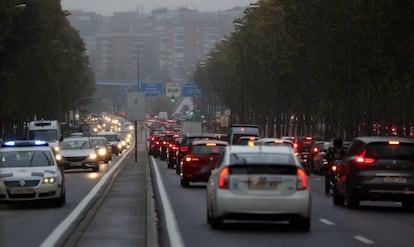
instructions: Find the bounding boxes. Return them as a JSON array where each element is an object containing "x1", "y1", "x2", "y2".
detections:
[{"x1": 1, "y1": 140, "x2": 49, "y2": 147}]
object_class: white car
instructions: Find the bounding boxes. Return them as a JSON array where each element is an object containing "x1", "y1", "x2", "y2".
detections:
[
  {"x1": 206, "y1": 145, "x2": 311, "y2": 230},
  {"x1": 55, "y1": 137, "x2": 100, "y2": 172},
  {"x1": 0, "y1": 140, "x2": 66, "y2": 207}
]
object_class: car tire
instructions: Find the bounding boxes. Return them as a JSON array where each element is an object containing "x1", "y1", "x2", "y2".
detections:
[
  {"x1": 180, "y1": 178, "x2": 189, "y2": 187},
  {"x1": 401, "y1": 200, "x2": 414, "y2": 210},
  {"x1": 92, "y1": 164, "x2": 99, "y2": 172},
  {"x1": 345, "y1": 181, "x2": 359, "y2": 208},
  {"x1": 176, "y1": 163, "x2": 181, "y2": 174},
  {"x1": 291, "y1": 217, "x2": 311, "y2": 231},
  {"x1": 324, "y1": 176, "x2": 330, "y2": 194},
  {"x1": 211, "y1": 216, "x2": 223, "y2": 229},
  {"x1": 52, "y1": 186, "x2": 66, "y2": 207}
]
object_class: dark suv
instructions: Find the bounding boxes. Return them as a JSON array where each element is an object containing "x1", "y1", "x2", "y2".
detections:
[{"x1": 332, "y1": 136, "x2": 414, "y2": 209}]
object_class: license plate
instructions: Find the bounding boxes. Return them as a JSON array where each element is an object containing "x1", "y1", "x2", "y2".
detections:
[
  {"x1": 10, "y1": 188, "x2": 35, "y2": 194},
  {"x1": 249, "y1": 180, "x2": 277, "y2": 189},
  {"x1": 384, "y1": 177, "x2": 406, "y2": 183}
]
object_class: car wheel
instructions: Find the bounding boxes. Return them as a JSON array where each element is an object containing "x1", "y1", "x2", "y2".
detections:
[
  {"x1": 52, "y1": 186, "x2": 66, "y2": 207},
  {"x1": 92, "y1": 164, "x2": 99, "y2": 172},
  {"x1": 180, "y1": 178, "x2": 189, "y2": 187},
  {"x1": 291, "y1": 217, "x2": 311, "y2": 231},
  {"x1": 401, "y1": 200, "x2": 414, "y2": 210},
  {"x1": 211, "y1": 215, "x2": 223, "y2": 229},
  {"x1": 324, "y1": 176, "x2": 330, "y2": 194},
  {"x1": 333, "y1": 184, "x2": 345, "y2": 206},
  {"x1": 207, "y1": 201, "x2": 212, "y2": 224},
  {"x1": 176, "y1": 163, "x2": 181, "y2": 174},
  {"x1": 345, "y1": 181, "x2": 359, "y2": 208}
]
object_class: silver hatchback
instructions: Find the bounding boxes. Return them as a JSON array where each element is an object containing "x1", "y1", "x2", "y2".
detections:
[{"x1": 206, "y1": 145, "x2": 311, "y2": 230}]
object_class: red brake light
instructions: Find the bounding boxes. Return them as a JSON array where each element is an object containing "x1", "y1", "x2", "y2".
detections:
[
  {"x1": 180, "y1": 146, "x2": 188, "y2": 152},
  {"x1": 184, "y1": 156, "x2": 199, "y2": 162},
  {"x1": 218, "y1": 167, "x2": 229, "y2": 189},
  {"x1": 312, "y1": 147, "x2": 319, "y2": 153},
  {"x1": 355, "y1": 149, "x2": 376, "y2": 165},
  {"x1": 331, "y1": 165, "x2": 337, "y2": 172},
  {"x1": 294, "y1": 142, "x2": 298, "y2": 149},
  {"x1": 297, "y1": 168, "x2": 307, "y2": 190}
]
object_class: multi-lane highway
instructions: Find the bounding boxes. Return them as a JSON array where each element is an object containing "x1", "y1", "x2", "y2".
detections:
[{"x1": 152, "y1": 157, "x2": 414, "y2": 247}]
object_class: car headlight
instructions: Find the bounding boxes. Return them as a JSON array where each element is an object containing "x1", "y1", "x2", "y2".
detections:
[
  {"x1": 117, "y1": 143, "x2": 122, "y2": 149},
  {"x1": 43, "y1": 177, "x2": 57, "y2": 184},
  {"x1": 55, "y1": 154, "x2": 63, "y2": 161},
  {"x1": 54, "y1": 146, "x2": 60, "y2": 152},
  {"x1": 121, "y1": 140, "x2": 126, "y2": 146},
  {"x1": 89, "y1": 153, "x2": 97, "y2": 160},
  {"x1": 98, "y1": 148, "x2": 106, "y2": 156}
]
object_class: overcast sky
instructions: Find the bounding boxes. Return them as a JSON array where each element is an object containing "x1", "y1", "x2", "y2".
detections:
[{"x1": 61, "y1": 0, "x2": 256, "y2": 16}]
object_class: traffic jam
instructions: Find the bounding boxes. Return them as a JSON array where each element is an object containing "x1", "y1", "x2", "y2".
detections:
[
  {"x1": 2, "y1": 1, "x2": 414, "y2": 247},
  {"x1": 147, "y1": 115, "x2": 414, "y2": 246}
]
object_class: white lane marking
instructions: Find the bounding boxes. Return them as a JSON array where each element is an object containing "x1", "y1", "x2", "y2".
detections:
[
  {"x1": 151, "y1": 156, "x2": 185, "y2": 247},
  {"x1": 40, "y1": 148, "x2": 132, "y2": 247},
  {"x1": 319, "y1": 218, "x2": 335, "y2": 225},
  {"x1": 354, "y1": 235, "x2": 375, "y2": 245}
]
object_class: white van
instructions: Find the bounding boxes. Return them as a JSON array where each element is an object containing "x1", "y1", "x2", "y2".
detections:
[{"x1": 27, "y1": 120, "x2": 62, "y2": 148}]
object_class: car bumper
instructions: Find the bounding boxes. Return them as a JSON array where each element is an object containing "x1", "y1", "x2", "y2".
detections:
[
  {"x1": 59, "y1": 160, "x2": 99, "y2": 170},
  {"x1": 213, "y1": 189, "x2": 311, "y2": 220},
  {"x1": 0, "y1": 183, "x2": 63, "y2": 202},
  {"x1": 349, "y1": 175, "x2": 414, "y2": 201}
]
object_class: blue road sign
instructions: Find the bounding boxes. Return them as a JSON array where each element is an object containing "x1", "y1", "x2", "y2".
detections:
[
  {"x1": 140, "y1": 82, "x2": 164, "y2": 97},
  {"x1": 121, "y1": 82, "x2": 164, "y2": 97},
  {"x1": 181, "y1": 82, "x2": 204, "y2": 97}
]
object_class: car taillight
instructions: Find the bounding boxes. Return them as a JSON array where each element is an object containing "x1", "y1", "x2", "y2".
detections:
[
  {"x1": 331, "y1": 165, "x2": 337, "y2": 172},
  {"x1": 297, "y1": 168, "x2": 307, "y2": 190},
  {"x1": 312, "y1": 147, "x2": 319, "y2": 153},
  {"x1": 163, "y1": 141, "x2": 167, "y2": 145},
  {"x1": 172, "y1": 146, "x2": 179, "y2": 150},
  {"x1": 294, "y1": 142, "x2": 298, "y2": 149},
  {"x1": 184, "y1": 156, "x2": 199, "y2": 162},
  {"x1": 218, "y1": 167, "x2": 229, "y2": 189},
  {"x1": 180, "y1": 146, "x2": 188, "y2": 152},
  {"x1": 355, "y1": 149, "x2": 376, "y2": 165},
  {"x1": 168, "y1": 143, "x2": 173, "y2": 148}
]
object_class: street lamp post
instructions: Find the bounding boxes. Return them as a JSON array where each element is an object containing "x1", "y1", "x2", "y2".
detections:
[{"x1": 234, "y1": 22, "x2": 246, "y2": 123}]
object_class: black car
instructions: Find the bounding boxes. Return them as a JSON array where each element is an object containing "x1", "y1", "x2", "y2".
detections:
[
  {"x1": 332, "y1": 136, "x2": 414, "y2": 209},
  {"x1": 175, "y1": 133, "x2": 219, "y2": 174}
]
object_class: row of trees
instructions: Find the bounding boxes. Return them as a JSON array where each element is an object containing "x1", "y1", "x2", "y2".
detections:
[
  {"x1": 0, "y1": 0, "x2": 95, "y2": 138},
  {"x1": 193, "y1": 0, "x2": 414, "y2": 139}
]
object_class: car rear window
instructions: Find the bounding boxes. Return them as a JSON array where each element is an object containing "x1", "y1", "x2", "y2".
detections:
[
  {"x1": 365, "y1": 143, "x2": 414, "y2": 160},
  {"x1": 192, "y1": 144, "x2": 226, "y2": 155},
  {"x1": 230, "y1": 153, "x2": 296, "y2": 165}
]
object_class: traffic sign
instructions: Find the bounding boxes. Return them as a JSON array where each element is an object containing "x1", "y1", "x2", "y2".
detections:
[
  {"x1": 166, "y1": 82, "x2": 181, "y2": 97},
  {"x1": 181, "y1": 82, "x2": 204, "y2": 97},
  {"x1": 140, "y1": 82, "x2": 164, "y2": 97}
]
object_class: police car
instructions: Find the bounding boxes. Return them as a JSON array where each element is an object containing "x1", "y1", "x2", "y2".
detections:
[{"x1": 0, "y1": 140, "x2": 66, "y2": 207}]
